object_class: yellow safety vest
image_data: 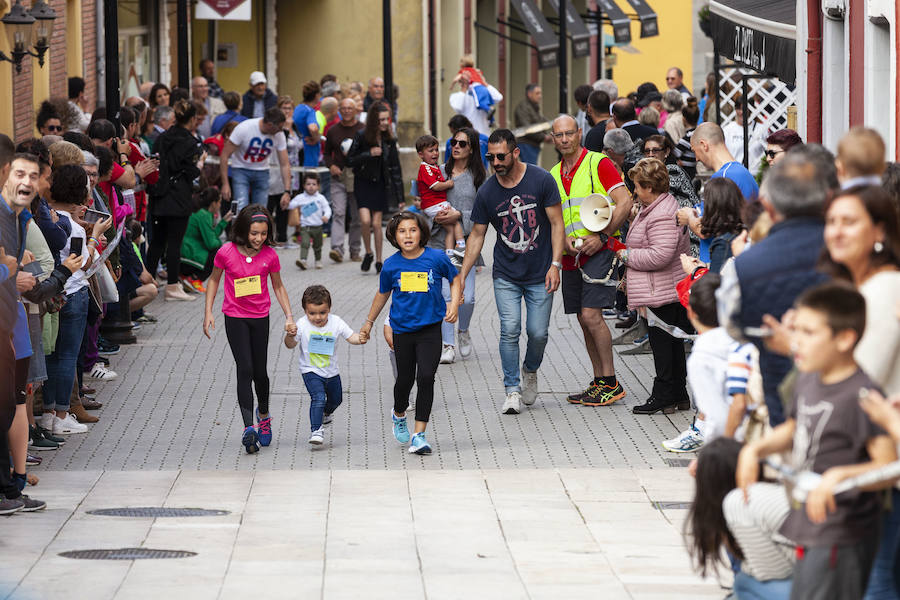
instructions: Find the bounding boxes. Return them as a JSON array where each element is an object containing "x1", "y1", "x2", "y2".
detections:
[{"x1": 550, "y1": 151, "x2": 613, "y2": 239}]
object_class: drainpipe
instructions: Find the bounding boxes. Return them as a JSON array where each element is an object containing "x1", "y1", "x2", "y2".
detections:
[{"x1": 805, "y1": 0, "x2": 822, "y2": 143}]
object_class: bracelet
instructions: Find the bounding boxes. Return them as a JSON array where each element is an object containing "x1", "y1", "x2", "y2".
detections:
[
  {"x1": 366, "y1": 319, "x2": 375, "y2": 324},
  {"x1": 551, "y1": 261, "x2": 562, "y2": 270}
]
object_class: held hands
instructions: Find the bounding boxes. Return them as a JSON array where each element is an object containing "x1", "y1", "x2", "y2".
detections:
[
  {"x1": 445, "y1": 299, "x2": 459, "y2": 324},
  {"x1": 358, "y1": 330, "x2": 369, "y2": 344},
  {"x1": 284, "y1": 319, "x2": 297, "y2": 336},
  {"x1": 359, "y1": 321, "x2": 373, "y2": 341}
]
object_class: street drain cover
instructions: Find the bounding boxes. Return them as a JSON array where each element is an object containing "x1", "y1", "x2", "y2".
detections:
[
  {"x1": 60, "y1": 548, "x2": 197, "y2": 560},
  {"x1": 664, "y1": 458, "x2": 693, "y2": 468},
  {"x1": 652, "y1": 501, "x2": 692, "y2": 510},
  {"x1": 86, "y1": 507, "x2": 229, "y2": 517}
]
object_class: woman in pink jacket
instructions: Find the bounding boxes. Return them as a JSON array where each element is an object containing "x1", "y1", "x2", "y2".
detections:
[{"x1": 617, "y1": 158, "x2": 692, "y2": 415}]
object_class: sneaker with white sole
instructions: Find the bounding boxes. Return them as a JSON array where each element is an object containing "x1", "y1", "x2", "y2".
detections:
[
  {"x1": 39, "y1": 412, "x2": 55, "y2": 432},
  {"x1": 308, "y1": 427, "x2": 324, "y2": 445},
  {"x1": 521, "y1": 369, "x2": 538, "y2": 406},
  {"x1": 457, "y1": 330, "x2": 472, "y2": 358},
  {"x1": 88, "y1": 364, "x2": 118, "y2": 381},
  {"x1": 391, "y1": 411, "x2": 411, "y2": 444},
  {"x1": 52, "y1": 413, "x2": 88, "y2": 434},
  {"x1": 501, "y1": 391, "x2": 522, "y2": 415},
  {"x1": 439, "y1": 344, "x2": 455, "y2": 364},
  {"x1": 662, "y1": 425, "x2": 705, "y2": 453},
  {"x1": 323, "y1": 413, "x2": 333, "y2": 425},
  {"x1": 408, "y1": 432, "x2": 432, "y2": 455}
]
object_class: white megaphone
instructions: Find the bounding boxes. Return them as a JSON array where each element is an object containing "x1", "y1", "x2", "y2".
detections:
[{"x1": 573, "y1": 194, "x2": 613, "y2": 250}]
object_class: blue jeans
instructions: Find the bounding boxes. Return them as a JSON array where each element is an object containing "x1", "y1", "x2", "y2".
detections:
[
  {"x1": 518, "y1": 143, "x2": 540, "y2": 165},
  {"x1": 441, "y1": 268, "x2": 475, "y2": 346},
  {"x1": 231, "y1": 168, "x2": 269, "y2": 212},
  {"x1": 492, "y1": 277, "x2": 553, "y2": 392},
  {"x1": 44, "y1": 287, "x2": 89, "y2": 411},
  {"x1": 302, "y1": 372, "x2": 343, "y2": 431},
  {"x1": 865, "y1": 487, "x2": 900, "y2": 600},
  {"x1": 733, "y1": 570, "x2": 792, "y2": 600}
]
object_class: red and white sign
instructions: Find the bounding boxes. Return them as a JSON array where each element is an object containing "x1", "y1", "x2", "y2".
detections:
[{"x1": 196, "y1": 0, "x2": 251, "y2": 21}]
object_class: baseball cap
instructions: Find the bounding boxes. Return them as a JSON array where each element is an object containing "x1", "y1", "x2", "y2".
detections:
[{"x1": 249, "y1": 71, "x2": 267, "y2": 86}]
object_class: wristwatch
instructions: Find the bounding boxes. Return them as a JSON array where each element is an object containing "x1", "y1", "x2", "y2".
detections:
[{"x1": 551, "y1": 261, "x2": 562, "y2": 269}]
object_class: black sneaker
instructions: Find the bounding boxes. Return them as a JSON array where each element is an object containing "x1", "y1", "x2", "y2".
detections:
[
  {"x1": 631, "y1": 396, "x2": 677, "y2": 415},
  {"x1": 0, "y1": 497, "x2": 24, "y2": 515},
  {"x1": 567, "y1": 381, "x2": 597, "y2": 405},
  {"x1": 28, "y1": 426, "x2": 59, "y2": 451},
  {"x1": 375, "y1": 261, "x2": 383, "y2": 273},
  {"x1": 361, "y1": 253, "x2": 374, "y2": 272},
  {"x1": 18, "y1": 495, "x2": 46, "y2": 512},
  {"x1": 37, "y1": 424, "x2": 64, "y2": 445}
]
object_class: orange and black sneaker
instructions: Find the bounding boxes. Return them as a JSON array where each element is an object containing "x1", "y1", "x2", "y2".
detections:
[
  {"x1": 567, "y1": 381, "x2": 598, "y2": 405},
  {"x1": 581, "y1": 382, "x2": 627, "y2": 407}
]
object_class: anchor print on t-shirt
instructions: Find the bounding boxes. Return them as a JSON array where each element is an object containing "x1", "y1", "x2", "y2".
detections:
[
  {"x1": 497, "y1": 194, "x2": 540, "y2": 253},
  {"x1": 242, "y1": 137, "x2": 274, "y2": 163}
]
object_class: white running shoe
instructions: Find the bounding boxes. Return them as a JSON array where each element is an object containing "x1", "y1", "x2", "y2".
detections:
[
  {"x1": 439, "y1": 344, "x2": 456, "y2": 364},
  {"x1": 308, "y1": 427, "x2": 324, "y2": 445},
  {"x1": 502, "y1": 391, "x2": 522, "y2": 415},
  {"x1": 521, "y1": 369, "x2": 538, "y2": 406},
  {"x1": 39, "y1": 412, "x2": 55, "y2": 431},
  {"x1": 457, "y1": 330, "x2": 472, "y2": 358},
  {"x1": 662, "y1": 425, "x2": 705, "y2": 453},
  {"x1": 322, "y1": 414, "x2": 333, "y2": 426},
  {"x1": 53, "y1": 413, "x2": 88, "y2": 434},
  {"x1": 88, "y1": 364, "x2": 118, "y2": 380}
]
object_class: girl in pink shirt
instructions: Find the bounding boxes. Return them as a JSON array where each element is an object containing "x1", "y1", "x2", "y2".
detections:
[{"x1": 203, "y1": 205, "x2": 295, "y2": 454}]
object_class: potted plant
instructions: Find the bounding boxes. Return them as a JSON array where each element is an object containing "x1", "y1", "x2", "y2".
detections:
[{"x1": 698, "y1": 4, "x2": 711, "y2": 38}]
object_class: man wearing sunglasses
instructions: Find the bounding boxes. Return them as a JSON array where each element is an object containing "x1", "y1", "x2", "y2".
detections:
[
  {"x1": 549, "y1": 115, "x2": 633, "y2": 408},
  {"x1": 458, "y1": 129, "x2": 565, "y2": 415}
]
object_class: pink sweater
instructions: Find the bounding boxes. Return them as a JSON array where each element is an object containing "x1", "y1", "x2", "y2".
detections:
[{"x1": 625, "y1": 192, "x2": 689, "y2": 309}]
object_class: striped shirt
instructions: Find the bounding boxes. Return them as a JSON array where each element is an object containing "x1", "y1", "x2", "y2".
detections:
[
  {"x1": 673, "y1": 127, "x2": 697, "y2": 179},
  {"x1": 723, "y1": 483, "x2": 795, "y2": 581},
  {"x1": 727, "y1": 341, "x2": 756, "y2": 397}
]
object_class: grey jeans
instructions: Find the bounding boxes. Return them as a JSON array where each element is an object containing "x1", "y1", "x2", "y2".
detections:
[{"x1": 330, "y1": 180, "x2": 361, "y2": 257}]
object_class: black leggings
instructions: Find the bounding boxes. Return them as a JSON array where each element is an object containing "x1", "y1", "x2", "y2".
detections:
[
  {"x1": 393, "y1": 321, "x2": 442, "y2": 423},
  {"x1": 224, "y1": 316, "x2": 270, "y2": 427},
  {"x1": 647, "y1": 302, "x2": 694, "y2": 404},
  {"x1": 145, "y1": 215, "x2": 189, "y2": 284}
]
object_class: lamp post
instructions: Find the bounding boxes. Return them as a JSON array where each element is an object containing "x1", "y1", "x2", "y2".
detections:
[{"x1": 0, "y1": 0, "x2": 57, "y2": 73}]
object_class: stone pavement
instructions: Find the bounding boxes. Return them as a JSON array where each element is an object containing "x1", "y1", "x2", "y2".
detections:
[{"x1": 3, "y1": 232, "x2": 729, "y2": 599}]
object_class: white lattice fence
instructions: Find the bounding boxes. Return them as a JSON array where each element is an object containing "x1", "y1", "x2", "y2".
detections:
[{"x1": 717, "y1": 66, "x2": 797, "y2": 136}]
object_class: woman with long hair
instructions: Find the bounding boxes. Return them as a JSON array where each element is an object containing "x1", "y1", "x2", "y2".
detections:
[
  {"x1": 699, "y1": 178, "x2": 745, "y2": 273},
  {"x1": 346, "y1": 101, "x2": 403, "y2": 273},
  {"x1": 149, "y1": 83, "x2": 171, "y2": 108},
  {"x1": 430, "y1": 126, "x2": 485, "y2": 364}
]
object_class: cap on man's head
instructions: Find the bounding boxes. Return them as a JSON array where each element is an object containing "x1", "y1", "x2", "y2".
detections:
[{"x1": 249, "y1": 71, "x2": 267, "y2": 86}]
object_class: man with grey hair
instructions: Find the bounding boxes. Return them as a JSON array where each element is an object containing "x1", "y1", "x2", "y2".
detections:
[
  {"x1": 148, "y1": 105, "x2": 175, "y2": 149},
  {"x1": 592, "y1": 79, "x2": 618, "y2": 102},
  {"x1": 666, "y1": 67, "x2": 690, "y2": 98},
  {"x1": 716, "y1": 152, "x2": 832, "y2": 426},
  {"x1": 191, "y1": 76, "x2": 226, "y2": 139},
  {"x1": 662, "y1": 89, "x2": 686, "y2": 142},
  {"x1": 602, "y1": 129, "x2": 634, "y2": 172}
]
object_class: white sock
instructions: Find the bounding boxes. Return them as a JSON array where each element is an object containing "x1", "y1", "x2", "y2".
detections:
[{"x1": 693, "y1": 417, "x2": 708, "y2": 437}]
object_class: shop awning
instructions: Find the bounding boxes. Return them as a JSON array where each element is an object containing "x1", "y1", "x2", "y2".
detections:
[
  {"x1": 596, "y1": 0, "x2": 632, "y2": 44},
  {"x1": 509, "y1": 0, "x2": 559, "y2": 68},
  {"x1": 709, "y1": 0, "x2": 797, "y2": 84},
  {"x1": 622, "y1": 0, "x2": 658, "y2": 38},
  {"x1": 546, "y1": 0, "x2": 592, "y2": 57}
]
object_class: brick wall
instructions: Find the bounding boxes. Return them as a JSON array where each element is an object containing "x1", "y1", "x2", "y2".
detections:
[
  {"x1": 82, "y1": 0, "x2": 97, "y2": 110},
  {"x1": 13, "y1": 58, "x2": 34, "y2": 142},
  {"x1": 48, "y1": 0, "x2": 67, "y2": 99}
]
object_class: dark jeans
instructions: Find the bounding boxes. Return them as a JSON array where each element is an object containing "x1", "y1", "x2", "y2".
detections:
[
  {"x1": 302, "y1": 372, "x2": 342, "y2": 431},
  {"x1": 865, "y1": 487, "x2": 900, "y2": 599},
  {"x1": 145, "y1": 215, "x2": 189, "y2": 284},
  {"x1": 647, "y1": 301, "x2": 693, "y2": 404},
  {"x1": 393, "y1": 322, "x2": 442, "y2": 423},
  {"x1": 224, "y1": 315, "x2": 270, "y2": 427},
  {"x1": 266, "y1": 193, "x2": 289, "y2": 243}
]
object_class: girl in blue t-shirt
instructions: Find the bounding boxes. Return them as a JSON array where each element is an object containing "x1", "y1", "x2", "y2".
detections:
[{"x1": 360, "y1": 211, "x2": 461, "y2": 455}]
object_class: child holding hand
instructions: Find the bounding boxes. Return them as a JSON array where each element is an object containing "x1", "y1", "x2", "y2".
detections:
[{"x1": 284, "y1": 285, "x2": 367, "y2": 446}]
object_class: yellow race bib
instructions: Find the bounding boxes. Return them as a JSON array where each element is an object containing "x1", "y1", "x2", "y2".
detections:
[
  {"x1": 234, "y1": 275, "x2": 262, "y2": 298},
  {"x1": 400, "y1": 272, "x2": 429, "y2": 293}
]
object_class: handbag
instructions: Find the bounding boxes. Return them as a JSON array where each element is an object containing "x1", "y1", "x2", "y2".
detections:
[{"x1": 287, "y1": 207, "x2": 301, "y2": 227}]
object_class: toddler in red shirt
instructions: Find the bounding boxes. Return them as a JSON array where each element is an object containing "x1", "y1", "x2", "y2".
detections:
[{"x1": 415, "y1": 135, "x2": 465, "y2": 266}]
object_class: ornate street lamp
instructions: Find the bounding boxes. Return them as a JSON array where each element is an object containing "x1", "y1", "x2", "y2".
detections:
[{"x1": 0, "y1": 0, "x2": 57, "y2": 73}]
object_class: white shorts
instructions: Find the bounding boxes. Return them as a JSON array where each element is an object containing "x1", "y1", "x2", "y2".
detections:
[{"x1": 423, "y1": 201, "x2": 451, "y2": 219}]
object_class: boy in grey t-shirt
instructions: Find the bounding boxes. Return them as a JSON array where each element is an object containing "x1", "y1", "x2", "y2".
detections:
[{"x1": 736, "y1": 282, "x2": 897, "y2": 600}]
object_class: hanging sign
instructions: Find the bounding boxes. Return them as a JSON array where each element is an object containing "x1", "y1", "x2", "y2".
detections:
[{"x1": 196, "y1": 0, "x2": 251, "y2": 21}]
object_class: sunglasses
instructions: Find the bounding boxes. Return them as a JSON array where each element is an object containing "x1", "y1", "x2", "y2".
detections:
[
  {"x1": 450, "y1": 139, "x2": 469, "y2": 148},
  {"x1": 765, "y1": 149, "x2": 784, "y2": 159},
  {"x1": 46, "y1": 125, "x2": 63, "y2": 132},
  {"x1": 643, "y1": 147, "x2": 665, "y2": 155},
  {"x1": 485, "y1": 153, "x2": 509, "y2": 162}
]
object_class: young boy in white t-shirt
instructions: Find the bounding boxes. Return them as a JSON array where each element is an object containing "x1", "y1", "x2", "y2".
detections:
[
  {"x1": 288, "y1": 171, "x2": 332, "y2": 270},
  {"x1": 284, "y1": 285, "x2": 367, "y2": 445}
]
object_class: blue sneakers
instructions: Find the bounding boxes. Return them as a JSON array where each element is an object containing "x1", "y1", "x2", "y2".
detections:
[
  {"x1": 242, "y1": 426, "x2": 260, "y2": 454},
  {"x1": 408, "y1": 432, "x2": 432, "y2": 455},
  {"x1": 391, "y1": 412, "x2": 410, "y2": 444},
  {"x1": 256, "y1": 409, "x2": 272, "y2": 446}
]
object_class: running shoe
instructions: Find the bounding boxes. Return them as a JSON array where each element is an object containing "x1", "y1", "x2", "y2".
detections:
[
  {"x1": 440, "y1": 344, "x2": 456, "y2": 364},
  {"x1": 296, "y1": 259, "x2": 307, "y2": 270},
  {"x1": 501, "y1": 391, "x2": 522, "y2": 415},
  {"x1": 457, "y1": 330, "x2": 472, "y2": 358},
  {"x1": 662, "y1": 425, "x2": 705, "y2": 453},
  {"x1": 581, "y1": 382, "x2": 627, "y2": 407},
  {"x1": 308, "y1": 427, "x2": 324, "y2": 445},
  {"x1": 323, "y1": 413, "x2": 333, "y2": 425},
  {"x1": 408, "y1": 432, "x2": 432, "y2": 455},
  {"x1": 0, "y1": 497, "x2": 24, "y2": 515},
  {"x1": 521, "y1": 369, "x2": 538, "y2": 406},
  {"x1": 28, "y1": 426, "x2": 59, "y2": 451},
  {"x1": 18, "y1": 494, "x2": 46, "y2": 512},
  {"x1": 242, "y1": 426, "x2": 260, "y2": 454},
  {"x1": 567, "y1": 381, "x2": 597, "y2": 405},
  {"x1": 188, "y1": 278, "x2": 206, "y2": 293},
  {"x1": 391, "y1": 411, "x2": 410, "y2": 444},
  {"x1": 135, "y1": 314, "x2": 157, "y2": 323},
  {"x1": 88, "y1": 365, "x2": 118, "y2": 380},
  {"x1": 256, "y1": 409, "x2": 272, "y2": 447}
]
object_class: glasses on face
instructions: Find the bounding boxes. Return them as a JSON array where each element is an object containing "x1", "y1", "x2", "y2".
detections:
[
  {"x1": 46, "y1": 125, "x2": 63, "y2": 132},
  {"x1": 85, "y1": 171, "x2": 99, "y2": 179},
  {"x1": 551, "y1": 130, "x2": 578, "y2": 140},
  {"x1": 765, "y1": 149, "x2": 784, "y2": 159},
  {"x1": 643, "y1": 147, "x2": 664, "y2": 155},
  {"x1": 485, "y1": 153, "x2": 508, "y2": 162},
  {"x1": 450, "y1": 139, "x2": 469, "y2": 148}
]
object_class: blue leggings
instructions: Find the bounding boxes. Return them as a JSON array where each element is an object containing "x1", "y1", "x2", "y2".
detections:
[{"x1": 302, "y1": 372, "x2": 343, "y2": 431}]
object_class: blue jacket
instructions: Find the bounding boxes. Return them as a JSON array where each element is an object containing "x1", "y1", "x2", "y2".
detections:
[
  {"x1": 240, "y1": 89, "x2": 278, "y2": 119},
  {"x1": 0, "y1": 198, "x2": 29, "y2": 334},
  {"x1": 210, "y1": 110, "x2": 246, "y2": 136}
]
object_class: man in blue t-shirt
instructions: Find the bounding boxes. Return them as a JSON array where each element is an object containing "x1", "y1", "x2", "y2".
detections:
[
  {"x1": 459, "y1": 129, "x2": 565, "y2": 416},
  {"x1": 679, "y1": 122, "x2": 760, "y2": 262},
  {"x1": 292, "y1": 81, "x2": 322, "y2": 168}
]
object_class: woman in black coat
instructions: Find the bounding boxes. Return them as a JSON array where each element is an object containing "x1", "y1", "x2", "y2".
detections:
[
  {"x1": 146, "y1": 99, "x2": 204, "y2": 301},
  {"x1": 346, "y1": 101, "x2": 403, "y2": 273}
]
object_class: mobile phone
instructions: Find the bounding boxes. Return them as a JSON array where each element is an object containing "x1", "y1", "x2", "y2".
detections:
[
  {"x1": 23, "y1": 261, "x2": 44, "y2": 276},
  {"x1": 83, "y1": 208, "x2": 111, "y2": 224},
  {"x1": 230, "y1": 201, "x2": 238, "y2": 214},
  {"x1": 69, "y1": 237, "x2": 83, "y2": 256},
  {"x1": 743, "y1": 326, "x2": 773, "y2": 338}
]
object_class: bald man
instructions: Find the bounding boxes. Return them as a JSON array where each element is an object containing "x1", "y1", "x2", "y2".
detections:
[
  {"x1": 363, "y1": 76, "x2": 397, "y2": 121},
  {"x1": 191, "y1": 76, "x2": 225, "y2": 139},
  {"x1": 666, "y1": 67, "x2": 690, "y2": 98},
  {"x1": 548, "y1": 115, "x2": 632, "y2": 407},
  {"x1": 676, "y1": 122, "x2": 759, "y2": 263}
]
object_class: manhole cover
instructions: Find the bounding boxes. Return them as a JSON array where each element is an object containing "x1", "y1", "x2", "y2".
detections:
[
  {"x1": 652, "y1": 501, "x2": 692, "y2": 510},
  {"x1": 664, "y1": 458, "x2": 693, "y2": 468},
  {"x1": 60, "y1": 548, "x2": 197, "y2": 560},
  {"x1": 85, "y1": 507, "x2": 229, "y2": 517}
]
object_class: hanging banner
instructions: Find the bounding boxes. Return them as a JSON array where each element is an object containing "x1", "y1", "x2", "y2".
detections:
[{"x1": 196, "y1": 0, "x2": 251, "y2": 21}]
